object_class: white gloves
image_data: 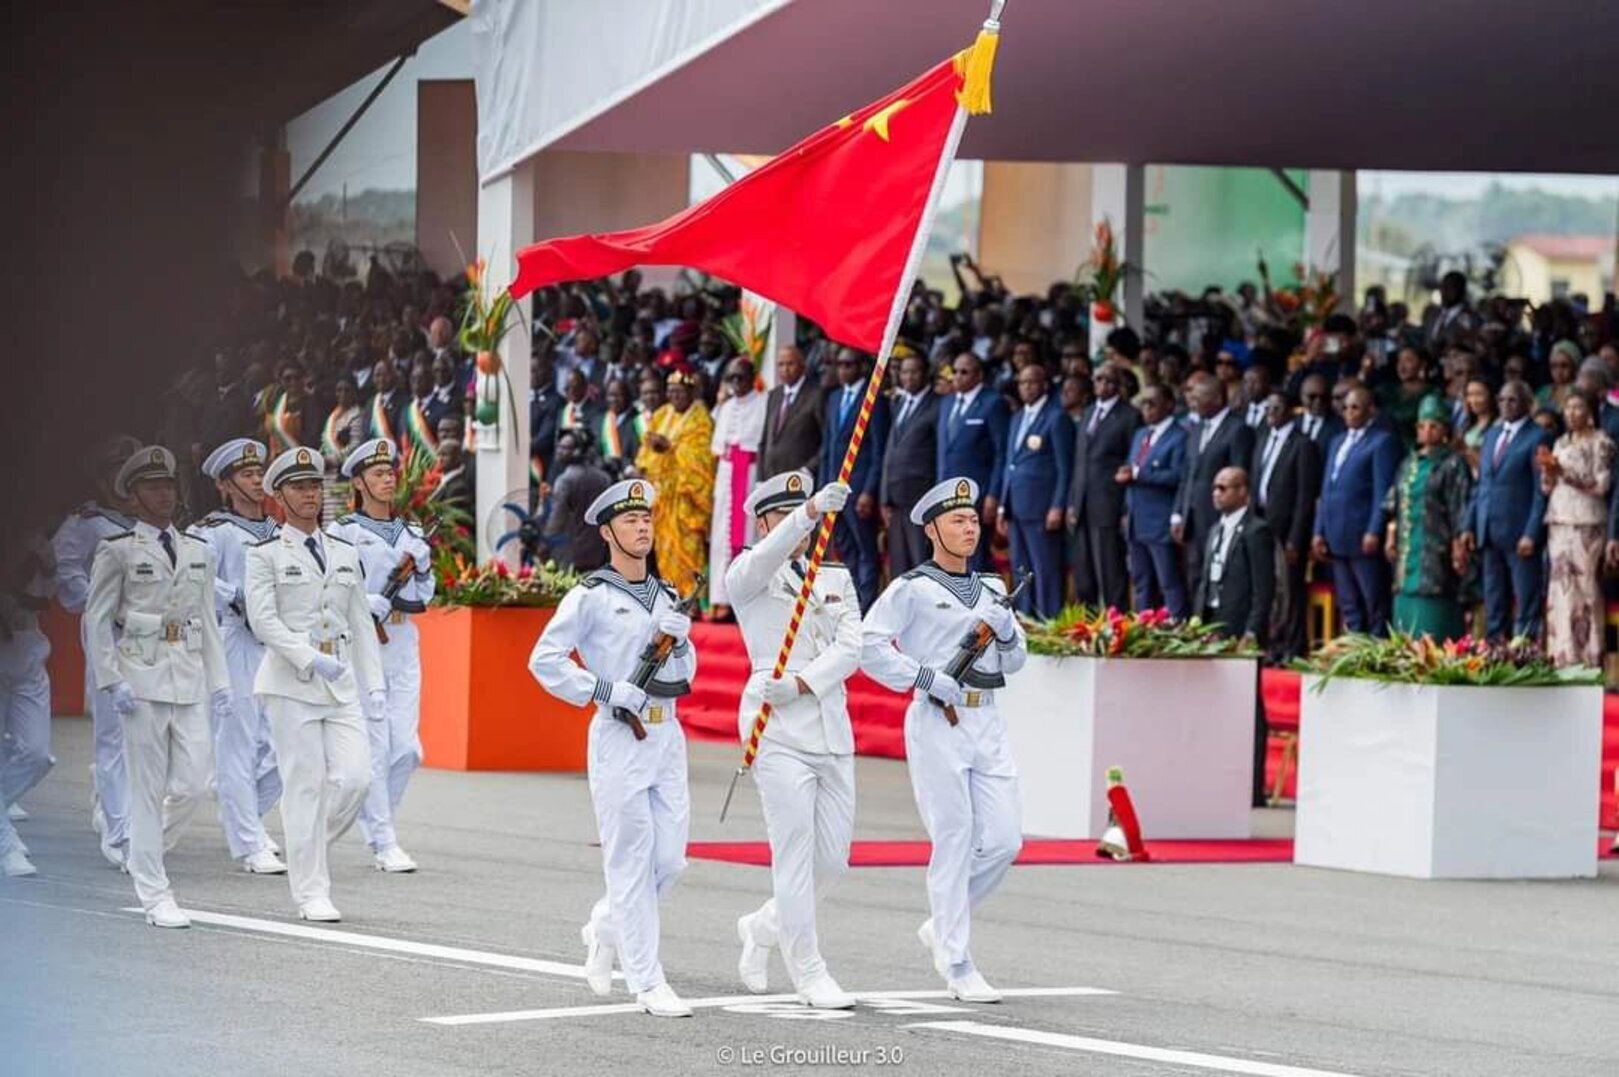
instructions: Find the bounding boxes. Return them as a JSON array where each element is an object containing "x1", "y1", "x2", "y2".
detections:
[
  {"x1": 367, "y1": 593, "x2": 392, "y2": 620},
  {"x1": 655, "y1": 610, "x2": 691, "y2": 643},
  {"x1": 107, "y1": 682, "x2": 137, "y2": 717},
  {"x1": 409, "y1": 538, "x2": 433, "y2": 574},
  {"x1": 981, "y1": 602, "x2": 1017, "y2": 641},
  {"x1": 311, "y1": 653, "x2": 346, "y2": 682},
  {"x1": 761, "y1": 675, "x2": 803, "y2": 707},
  {"x1": 811, "y1": 481, "x2": 851, "y2": 515},
  {"x1": 607, "y1": 680, "x2": 648, "y2": 714},
  {"x1": 210, "y1": 688, "x2": 233, "y2": 717},
  {"x1": 926, "y1": 670, "x2": 965, "y2": 707},
  {"x1": 366, "y1": 689, "x2": 388, "y2": 721}
]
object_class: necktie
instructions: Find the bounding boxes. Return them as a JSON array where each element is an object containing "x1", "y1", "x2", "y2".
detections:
[
  {"x1": 1135, "y1": 428, "x2": 1154, "y2": 466},
  {"x1": 896, "y1": 393, "x2": 914, "y2": 431},
  {"x1": 839, "y1": 388, "x2": 857, "y2": 427},
  {"x1": 1493, "y1": 424, "x2": 1513, "y2": 468},
  {"x1": 1015, "y1": 406, "x2": 1035, "y2": 447},
  {"x1": 1332, "y1": 429, "x2": 1359, "y2": 481},
  {"x1": 305, "y1": 535, "x2": 326, "y2": 574},
  {"x1": 158, "y1": 531, "x2": 176, "y2": 569},
  {"x1": 1259, "y1": 432, "x2": 1280, "y2": 504},
  {"x1": 1200, "y1": 418, "x2": 1216, "y2": 452},
  {"x1": 774, "y1": 387, "x2": 793, "y2": 435},
  {"x1": 949, "y1": 396, "x2": 967, "y2": 442}
]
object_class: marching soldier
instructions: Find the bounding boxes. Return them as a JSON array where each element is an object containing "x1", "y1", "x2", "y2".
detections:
[
  {"x1": 190, "y1": 438, "x2": 286, "y2": 874},
  {"x1": 51, "y1": 434, "x2": 139, "y2": 868},
  {"x1": 327, "y1": 437, "x2": 434, "y2": 873},
  {"x1": 84, "y1": 446, "x2": 231, "y2": 927},
  {"x1": 726, "y1": 470, "x2": 860, "y2": 1008},
  {"x1": 528, "y1": 479, "x2": 698, "y2": 1019},
  {"x1": 245, "y1": 447, "x2": 384, "y2": 922},
  {"x1": 859, "y1": 476, "x2": 1026, "y2": 1003},
  {"x1": 0, "y1": 519, "x2": 57, "y2": 877}
]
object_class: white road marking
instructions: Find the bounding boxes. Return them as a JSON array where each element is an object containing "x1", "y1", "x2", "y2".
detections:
[
  {"x1": 908, "y1": 1021, "x2": 1364, "y2": 1077},
  {"x1": 121, "y1": 907, "x2": 618, "y2": 981},
  {"x1": 422, "y1": 986, "x2": 1116, "y2": 1026}
]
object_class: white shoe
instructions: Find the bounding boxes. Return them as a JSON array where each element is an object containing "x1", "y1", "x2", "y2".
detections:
[
  {"x1": 298, "y1": 898, "x2": 342, "y2": 922},
  {"x1": 1, "y1": 847, "x2": 37, "y2": 877},
  {"x1": 241, "y1": 849, "x2": 287, "y2": 874},
  {"x1": 145, "y1": 898, "x2": 190, "y2": 929},
  {"x1": 373, "y1": 846, "x2": 418, "y2": 873},
  {"x1": 91, "y1": 803, "x2": 106, "y2": 837},
  {"x1": 8, "y1": 802, "x2": 27, "y2": 822},
  {"x1": 264, "y1": 835, "x2": 281, "y2": 856},
  {"x1": 581, "y1": 923, "x2": 615, "y2": 997},
  {"x1": 100, "y1": 836, "x2": 127, "y2": 871},
  {"x1": 737, "y1": 912, "x2": 771, "y2": 993},
  {"x1": 917, "y1": 918, "x2": 948, "y2": 977},
  {"x1": 947, "y1": 969, "x2": 1002, "y2": 1003},
  {"x1": 796, "y1": 973, "x2": 856, "y2": 1009},
  {"x1": 637, "y1": 983, "x2": 693, "y2": 1018}
]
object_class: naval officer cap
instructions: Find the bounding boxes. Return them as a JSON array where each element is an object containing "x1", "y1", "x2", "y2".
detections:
[
  {"x1": 744, "y1": 469, "x2": 811, "y2": 517},
  {"x1": 201, "y1": 438, "x2": 267, "y2": 480},
  {"x1": 264, "y1": 446, "x2": 325, "y2": 490},
  {"x1": 341, "y1": 436, "x2": 399, "y2": 479},
  {"x1": 114, "y1": 445, "x2": 177, "y2": 498},
  {"x1": 910, "y1": 475, "x2": 980, "y2": 526},
  {"x1": 585, "y1": 478, "x2": 657, "y2": 526}
]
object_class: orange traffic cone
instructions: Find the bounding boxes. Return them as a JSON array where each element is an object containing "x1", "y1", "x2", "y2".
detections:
[{"x1": 1095, "y1": 766, "x2": 1150, "y2": 862}]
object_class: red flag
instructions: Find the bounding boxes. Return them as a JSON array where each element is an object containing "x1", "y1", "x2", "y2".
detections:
[{"x1": 511, "y1": 54, "x2": 973, "y2": 354}]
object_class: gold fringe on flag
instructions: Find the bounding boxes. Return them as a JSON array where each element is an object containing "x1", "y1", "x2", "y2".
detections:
[{"x1": 954, "y1": 0, "x2": 1004, "y2": 116}]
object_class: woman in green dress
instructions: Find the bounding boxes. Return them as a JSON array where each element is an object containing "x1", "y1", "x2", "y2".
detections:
[{"x1": 1383, "y1": 395, "x2": 1475, "y2": 640}]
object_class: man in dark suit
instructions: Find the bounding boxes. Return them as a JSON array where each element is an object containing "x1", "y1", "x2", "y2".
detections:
[
  {"x1": 1174, "y1": 374, "x2": 1257, "y2": 596},
  {"x1": 1118, "y1": 384, "x2": 1188, "y2": 617},
  {"x1": 936, "y1": 352, "x2": 1007, "y2": 570},
  {"x1": 998, "y1": 364, "x2": 1074, "y2": 618},
  {"x1": 1311, "y1": 386, "x2": 1403, "y2": 634},
  {"x1": 822, "y1": 348, "x2": 890, "y2": 610},
  {"x1": 528, "y1": 353, "x2": 562, "y2": 486},
  {"x1": 758, "y1": 344, "x2": 824, "y2": 482},
  {"x1": 881, "y1": 351, "x2": 940, "y2": 577},
  {"x1": 1252, "y1": 390, "x2": 1323, "y2": 661},
  {"x1": 1067, "y1": 363, "x2": 1139, "y2": 608},
  {"x1": 1297, "y1": 374, "x2": 1343, "y2": 451},
  {"x1": 1457, "y1": 379, "x2": 1549, "y2": 640},
  {"x1": 1194, "y1": 466, "x2": 1275, "y2": 806},
  {"x1": 368, "y1": 359, "x2": 409, "y2": 447}
]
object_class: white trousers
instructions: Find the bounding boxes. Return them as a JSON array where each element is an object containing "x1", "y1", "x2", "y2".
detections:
[
  {"x1": 83, "y1": 618, "x2": 129, "y2": 846},
  {"x1": 585, "y1": 713, "x2": 689, "y2": 994},
  {"x1": 264, "y1": 696, "x2": 370, "y2": 909},
  {"x1": 746, "y1": 742, "x2": 855, "y2": 988},
  {"x1": 124, "y1": 700, "x2": 211, "y2": 911},
  {"x1": 359, "y1": 623, "x2": 422, "y2": 853},
  {"x1": 0, "y1": 627, "x2": 53, "y2": 808},
  {"x1": 903, "y1": 698, "x2": 1023, "y2": 974},
  {"x1": 214, "y1": 622, "x2": 281, "y2": 860}
]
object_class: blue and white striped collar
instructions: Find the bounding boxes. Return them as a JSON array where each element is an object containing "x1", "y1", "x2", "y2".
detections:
[
  {"x1": 913, "y1": 560, "x2": 983, "y2": 608},
  {"x1": 343, "y1": 512, "x2": 407, "y2": 546}
]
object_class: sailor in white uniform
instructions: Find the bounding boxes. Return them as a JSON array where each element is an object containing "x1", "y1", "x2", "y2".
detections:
[
  {"x1": 189, "y1": 438, "x2": 285, "y2": 874},
  {"x1": 0, "y1": 522, "x2": 56, "y2": 877},
  {"x1": 244, "y1": 447, "x2": 384, "y2": 923},
  {"x1": 50, "y1": 434, "x2": 139, "y2": 867},
  {"x1": 859, "y1": 476, "x2": 1026, "y2": 1003},
  {"x1": 726, "y1": 470, "x2": 860, "y2": 1008},
  {"x1": 84, "y1": 446, "x2": 231, "y2": 927},
  {"x1": 528, "y1": 479, "x2": 698, "y2": 1019},
  {"x1": 326, "y1": 437, "x2": 433, "y2": 873}
]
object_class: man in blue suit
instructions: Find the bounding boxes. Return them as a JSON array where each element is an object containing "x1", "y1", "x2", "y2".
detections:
[
  {"x1": 821, "y1": 347, "x2": 890, "y2": 611},
  {"x1": 997, "y1": 364, "x2": 1073, "y2": 617},
  {"x1": 1458, "y1": 379, "x2": 1549, "y2": 640},
  {"x1": 1310, "y1": 386, "x2": 1403, "y2": 634},
  {"x1": 936, "y1": 352, "x2": 1008, "y2": 570},
  {"x1": 1117, "y1": 384, "x2": 1189, "y2": 617}
]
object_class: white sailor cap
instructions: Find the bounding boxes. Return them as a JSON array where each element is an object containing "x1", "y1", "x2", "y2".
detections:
[
  {"x1": 585, "y1": 478, "x2": 657, "y2": 526},
  {"x1": 114, "y1": 445, "x2": 177, "y2": 498},
  {"x1": 201, "y1": 438, "x2": 267, "y2": 480},
  {"x1": 909, "y1": 475, "x2": 980, "y2": 526},
  {"x1": 265, "y1": 446, "x2": 325, "y2": 490},
  {"x1": 743, "y1": 469, "x2": 811, "y2": 517},
  {"x1": 341, "y1": 437, "x2": 398, "y2": 479}
]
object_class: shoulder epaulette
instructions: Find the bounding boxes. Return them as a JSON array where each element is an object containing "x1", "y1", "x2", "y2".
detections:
[
  {"x1": 900, "y1": 567, "x2": 926, "y2": 580},
  {"x1": 198, "y1": 517, "x2": 228, "y2": 528},
  {"x1": 580, "y1": 574, "x2": 605, "y2": 588},
  {"x1": 817, "y1": 560, "x2": 851, "y2": 573},
  {"x1": 251, "y1": 534, "x2": 279, "y2": 547},
  {"x1": 325, "y1": 533, "x2": 354, "y2": 547},
  {"x1": 105, "y1": 531, "x2": 134, "y2": 542},
  {"x1": 335, "y1": 514, "x2": 356, "y2": 526}
]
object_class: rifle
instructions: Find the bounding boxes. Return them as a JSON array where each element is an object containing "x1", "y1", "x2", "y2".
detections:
[
  {"x1": 930, "y1": 571, "x2": 1032, "y2": 727},
  {"x1": 613, "y1": 574, "x2": 705, "y2": 740},
  {"x1": 375, "y1": 521, "x2": 439, "y2": 644}
]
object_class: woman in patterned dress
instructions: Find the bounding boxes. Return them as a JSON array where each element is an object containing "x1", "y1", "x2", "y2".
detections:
[
  {"x1": 634, "y1": 369, "x2": 715, "y2": 597},
  {"x1": 1383, "y1": 395, "x2": 1473, "y2": 640},
  {"x1": 1541, "y1": 388, "x2": 1612, "y2": 668}
]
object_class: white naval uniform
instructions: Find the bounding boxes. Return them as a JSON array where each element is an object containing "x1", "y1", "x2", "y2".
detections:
[
  {"x1": 84, "y1": 522, "x2": 229, "y2": 911},
  {"x1": 859, "y1": 562, "x2": 1027, "y2": 975},
  {"x1": 244, "y1": 527, "x2": 383, "y2": 909},
  {"x1": 0, "y1": 534, "x2": 56, "y2": 821},
  {"x1": 325, "y1": 513, "x2": 433, "y2": 854},
  {"x1": 726, "y1": 505, "x2": 860, "y2": 988},
  {"x1": 528, "y1": 568, "x2": 696, "y2": 995},
  {"x1": 52, "y1": 501, "x2": 135, "y2": 846},
  {"x1": 189, "y1": 510, "x2": 282, "y2": 860}
]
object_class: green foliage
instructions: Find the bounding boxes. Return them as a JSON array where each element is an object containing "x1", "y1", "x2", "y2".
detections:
[
  {"x1": 1024, "y1": 605, "x2": 1258, "y2": 660},
  {"x1": 1295, "y1": 632, "x2": 1602, "y2": 690}
]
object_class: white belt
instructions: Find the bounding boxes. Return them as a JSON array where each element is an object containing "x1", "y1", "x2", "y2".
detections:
[{"x1": 922, "y1": 689, "x2": 994, "y2": 709}]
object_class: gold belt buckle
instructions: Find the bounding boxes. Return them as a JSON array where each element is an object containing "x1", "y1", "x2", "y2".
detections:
[
  {"x1": 644, "y1": 705, "x2": 665, "y2": 725},
  {"x1": 317, "y1": 640, "x2": 336, "y2": 655},
  {"x1": 162, "y1": 623, "x2": 182, "y2": 643},
  {"x1": 963, "y1": 690, "x2": 983, "y2": 708},
  {"x1": 387, "y1": 610, "x2": 406, "y2": 625}
]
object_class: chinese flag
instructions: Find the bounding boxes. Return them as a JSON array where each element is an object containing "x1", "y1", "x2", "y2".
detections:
[{"x1": 510, "y1": 54, "x2": 974, "y2": 354}]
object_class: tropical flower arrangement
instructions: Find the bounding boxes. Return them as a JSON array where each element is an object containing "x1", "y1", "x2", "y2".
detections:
[
  {"x1": 1076, "y1": 218, "x2": 1129, "y2": 326},
  {"x1": 1024, "y1": 606, "x2": 1259, "y2": 659},
  {"x1": 459, "y1": 257, "x2": 525, "y2": 433},
  {"x1": 1297, "y1": 633, "x2": 1602, "y2": 689},
  {"x1": 718, "y1": 295, "x2": 773, "y2": 367},
  {"x1": 391, "y1": 446, "x2": 475, "y2": 566},
  {"x1": 436, "y1": 553, "x2": 581, "y2": 609},
  {"x1": 1260, "y1": 256, "x2": 1339, "y2": 330}
]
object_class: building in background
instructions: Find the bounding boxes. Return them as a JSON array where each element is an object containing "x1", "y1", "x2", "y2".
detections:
[{"x1": 1500, "y1": 234, "x2": 1617, "y2": 303}]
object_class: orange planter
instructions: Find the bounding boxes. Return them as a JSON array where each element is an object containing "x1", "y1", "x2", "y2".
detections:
[
  {"x1": 418, "y1": 605, "x2": 592, "y2": 771},
  {"x1": 43, "y1": 604, "x2": 86, "y2": 717}
]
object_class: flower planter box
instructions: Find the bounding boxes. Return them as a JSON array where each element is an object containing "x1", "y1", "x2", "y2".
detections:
[
  {"x1": 1293, "y1": 677, "x2": 1603, "y2": 879},
  {"x1": 417, "y1": 605, "x2": 591, "y2": 771},
  {"x1": 1002, "y1": 655, "x2": 1258, "y2": 839}
]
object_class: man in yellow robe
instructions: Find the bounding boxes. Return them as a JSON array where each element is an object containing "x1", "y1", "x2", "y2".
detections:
[{"x1": 635, "y1": 370, "x2": 715, "y2": 597}]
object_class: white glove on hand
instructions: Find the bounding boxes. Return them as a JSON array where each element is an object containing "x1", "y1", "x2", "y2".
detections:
[
  {"x1": 410, "y1": 538, "x2": 433, "y2": 574},
  {"x1": 210, "y1": 688, "x2": 233, "y2": 717},
  {"x1": 981, "y1": 602, "x2": 1017, "y2": 641},
  {"x1": 311, "y1": 653, "x2": 345, "y2": 682},
  {"x1": 607, "y1": 681, "x2": 648, "y2": 714},
  {"x1": 811, "y1": 481, "x2": 851, "y2": 516},
  {"x1": 367, "y1": 593, "x2": 392, "y2": 620},
  {"x1": 366, "y1": 689, "x2": 388, "y2": 721},
  {"x1": 655, "y1": 610, "x2": 691, "y2": 643},
  {"x1": 761, "y1": 675, "x2": 802, "y2": 707},
  {"x1": 926, "y1": 670, "x2": 965, "y2": 707},
  {"x1": 107, "y1": 682, "x2": 138, "y2": 717}
]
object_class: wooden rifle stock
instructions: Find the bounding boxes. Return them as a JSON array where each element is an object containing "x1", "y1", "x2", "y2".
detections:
[
  {"x1": 613, "y1": 574, "x2": 705, "y2": 740},
  {"x1": 935, "y1": 572, "x2": 1033, "y2": 726},
  {"x1": 374, "y1": 521, "x2": 439, "y2": 644}
]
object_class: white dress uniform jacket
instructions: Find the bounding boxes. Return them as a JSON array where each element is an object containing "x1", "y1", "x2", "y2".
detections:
[{"x1": 0, "y1": 532, "x2": 57, "y2": 818}]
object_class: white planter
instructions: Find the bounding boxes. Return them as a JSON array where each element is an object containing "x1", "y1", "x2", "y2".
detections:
[
  {"x1": 1293, "y1": 677, "x2": 1603, "y2": 879},
  {"x1": 1002, "y1": 655, "x2": 1257, "y2": 839}
]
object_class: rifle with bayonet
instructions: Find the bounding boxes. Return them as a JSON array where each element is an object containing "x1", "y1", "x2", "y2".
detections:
[
  {"x1": 613, "y1": 574, "x2": 705, "y2": 740},
  {"x1": 375, "y1": 521, "x2": 439, "y2": 644},
  {"x1": 930, "y1": 571, "x2": 1032, "y2": 727}
]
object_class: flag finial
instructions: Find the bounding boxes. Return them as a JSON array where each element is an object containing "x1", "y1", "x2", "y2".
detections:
[{"x1": 956, "y1": 1, "x2": 1004, "y2": 115}]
